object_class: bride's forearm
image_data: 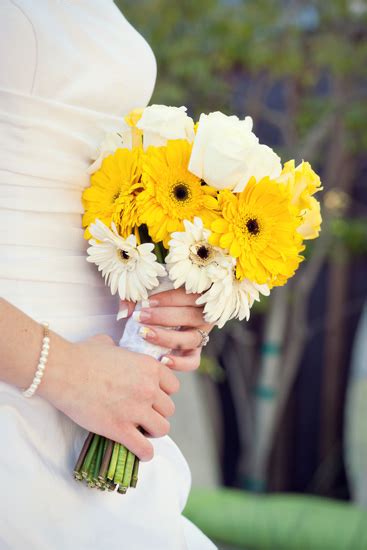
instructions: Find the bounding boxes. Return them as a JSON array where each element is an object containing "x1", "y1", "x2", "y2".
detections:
[{"x1": 0, "y1": 298, "x2": 72, "y2": 397}]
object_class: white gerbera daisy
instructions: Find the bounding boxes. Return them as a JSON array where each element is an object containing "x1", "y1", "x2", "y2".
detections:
[
  {"x1": 87, "y1": 219, "x2": 166, "y2": 301},
  {"x1": 196, "y1": 266, "x2": 270, "y2": 328},
  {"x1": 166, "y1": 217, "x2": 229, "y2": 293}
]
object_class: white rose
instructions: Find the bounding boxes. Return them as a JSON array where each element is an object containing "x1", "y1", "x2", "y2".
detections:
[
  {"x1": 232, "y1": 143, "x2": 282, "y2": 192},
  {"x1": 87, "y1": 123, "x2": 133, "y2": 174},
  {"x1": 188, "y1": 111, "x2": 282, "y2": 191},
  {"x1": 136, "y1": 104, "x2": 195, "y2": 149}
]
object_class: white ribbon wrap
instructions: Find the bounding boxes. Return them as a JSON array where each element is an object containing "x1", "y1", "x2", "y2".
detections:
[{"x1": 118, "y1": 275, "x2": 174, "y2": 359}]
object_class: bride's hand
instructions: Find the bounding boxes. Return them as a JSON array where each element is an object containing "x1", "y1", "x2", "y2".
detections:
[
  {"x1": 39, "y1": 334, "x2": 179, "y2": 461},
  {"x1": 121, "y1": 288, "x2": 214, "y2": 372}
]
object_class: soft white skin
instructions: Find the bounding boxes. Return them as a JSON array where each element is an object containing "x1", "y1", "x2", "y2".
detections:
[{"x1": 0, "y1": 290, "x2": 212, "y2": 462}]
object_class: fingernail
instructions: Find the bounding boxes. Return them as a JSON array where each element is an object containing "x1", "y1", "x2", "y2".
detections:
[
  {"x1": 132, "y1": 310, "x2": 151, "y2": 322},
  {"x1": 141, "y1": 299, "x2": 159, "y2": 308},
  {"x1": 117, "y1": 307, "x2": 128, "y2": 320},
  {"x1": 161, "y1": 356, "x2": 173, "y2": 366},
  {"x1": 139, "y1": 326, "x2": 156, "y2": 340}
]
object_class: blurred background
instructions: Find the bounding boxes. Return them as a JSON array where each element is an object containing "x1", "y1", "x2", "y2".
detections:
[{"x1": 118, "y1": 1, "x2": 367, "y2": 547}]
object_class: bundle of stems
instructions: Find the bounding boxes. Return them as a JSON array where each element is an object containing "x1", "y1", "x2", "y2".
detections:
[{"x1": 73, "y1": 432, "x2": 139, "y2": 493}]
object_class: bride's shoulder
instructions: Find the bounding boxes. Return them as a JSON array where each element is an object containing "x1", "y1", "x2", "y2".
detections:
[{"x1": 0, "y1": 0, "x2": 37, "y2": 93}]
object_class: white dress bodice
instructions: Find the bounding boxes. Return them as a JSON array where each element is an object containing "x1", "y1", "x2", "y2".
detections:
[
  {"x1": 0, "y1": 1, "x2": 216, "y2": 548},
  {"x1": 0, "y1": 0, "x2": 157, "y2": 341}
]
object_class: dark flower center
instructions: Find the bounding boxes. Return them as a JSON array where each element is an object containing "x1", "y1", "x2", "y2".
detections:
[
  {"x1": 197, "y1": 245, "x2": 210, "y2": 260},
  {"x1": 246, "y1": 218, "x2": 260, "y2": 235},
  {"x1": 189, "y1": 240, "x2": 215, "y2": 266},
  {"x1": 173, "y1": 183, "x2": 189, "y2": 201},
  {"x1": 119, "y1": 249, "x2": 130, "y2": 260}
]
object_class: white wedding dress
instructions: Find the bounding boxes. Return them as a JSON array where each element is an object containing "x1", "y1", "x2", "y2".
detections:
[{"x1": 0, "y1": 1, "x2": 216, "y2": 548}]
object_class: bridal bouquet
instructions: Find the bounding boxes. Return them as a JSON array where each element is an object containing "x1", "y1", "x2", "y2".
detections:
[{"x1": 73, "y1": 105, "x2": 322, "y2": 492}]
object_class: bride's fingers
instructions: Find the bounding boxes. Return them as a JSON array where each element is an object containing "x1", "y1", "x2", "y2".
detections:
[
  {"x1": 134, "y1": 306, "x2": 204, "y2": 328},
  {"x1": 162, "y1": 348, "x2": 202, "y2": 372},
  {"x1": 145, "y1": 288, "x2": 201, "y2": 308},
  {"x1": 140, "y1": 325, "x2": 204, "y2": 350},
  {"x1": 140, "y1": 409, "x2": 171, "y2": 438},
  {"x1": 118, "y1": 300, "x2": 136, "y2": 320},
  {"x1": 152, "y1": 390, "x2": 176, "y2": 418}
]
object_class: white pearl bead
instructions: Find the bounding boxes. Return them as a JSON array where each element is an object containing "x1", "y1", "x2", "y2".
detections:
[{"x1": 21, "y1": 321, "x2": 51, "y2": 399}]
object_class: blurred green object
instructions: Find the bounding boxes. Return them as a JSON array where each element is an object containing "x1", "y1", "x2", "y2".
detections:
[{"x1": 184, "y1": 488, "x2": 367, "y2": 550}]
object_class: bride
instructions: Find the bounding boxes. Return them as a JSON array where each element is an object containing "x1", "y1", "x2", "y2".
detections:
[{"x1": 0, "y1": 1, "x2": 216, "y2": 548}]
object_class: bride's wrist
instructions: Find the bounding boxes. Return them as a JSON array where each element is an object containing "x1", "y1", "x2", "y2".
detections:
[{"x1": 37, "y1": 332, "x2": 76, "y2": 408}]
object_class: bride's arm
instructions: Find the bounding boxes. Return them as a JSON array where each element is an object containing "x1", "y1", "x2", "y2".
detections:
[
  {"x1": 0, "y1": 297, "x2": 71, "y2": 392},
  {"x1": 0, "y1": 297, "x2": 179, "y2": 461}
]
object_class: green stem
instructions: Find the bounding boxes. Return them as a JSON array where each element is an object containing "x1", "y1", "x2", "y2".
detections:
[
  {"x1": 87, "y1": 443, "x2": 99, "y2": 484},
  {"x1": 106, "y1": 480, "x2": 117, "y2": 492},
  {"x1": 154, "y1": 241, "x2": 168, "y2": 264},
  {"x1": 81, "y1": 434, "x2": 100, "y2": 479},
  {"x1": 153, "y1": 242, "x2": 163, "y2": 264},
  {"x1": 113, "y1": 444, "x2": 128, "y2": 485},
  {"x1": 73, "y1": 431, "x2": 94, "y2": 480},
  {"x1": 130, "y1": 456, "x2": 140, "y2": 488},
  {"x1": 120, "y1": 451, "x2": 136, "y2": 490},
  {"x1": 93, "y1": 436, "x2": 105, "y2": 484},
  {"x1": 99, "y1": 438, "x2": 113, "y2": 482},
  {"x1": 107, "y1": 442, "x2": 120, "y2": 480}
]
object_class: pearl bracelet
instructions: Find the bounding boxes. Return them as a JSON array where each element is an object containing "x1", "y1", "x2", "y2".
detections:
[{"x1": 22, "y1": 322, "x2": 50, "y2": 398}]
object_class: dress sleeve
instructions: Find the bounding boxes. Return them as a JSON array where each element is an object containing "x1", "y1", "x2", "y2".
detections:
[{"x1": 0, "y1": 0, "x2": 37, "y2": 94}]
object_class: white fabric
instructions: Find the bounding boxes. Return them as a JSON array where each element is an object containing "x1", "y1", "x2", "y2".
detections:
[{"x1": 0, "y1": 1, "x2": 216, "y2": 548}]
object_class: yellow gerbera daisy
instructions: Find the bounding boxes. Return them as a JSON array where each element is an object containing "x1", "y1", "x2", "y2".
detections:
[
  {"x1": 277, "y1": 160, "x2": 322, "y2": 239},
  {"x1": 298, "y1": 195, "x2": 322, "y2": 240},
  {"x1": 278, "y1": 160, "x2": 321, "y2": 209},
  {"x1": 82, "y1": 147, "x2": 142, "y2": 239},
  {"x1": 210, "y1": 177, "x2": 305, "y2": 286},
  {"x1": 137, "y1": 139, "x2": 219, "y2": 247}
]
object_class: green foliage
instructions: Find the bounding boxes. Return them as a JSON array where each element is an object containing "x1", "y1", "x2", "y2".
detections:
[
  {"x1": 117, "y1": 0, "x2": 366, "y2": 165},
  {"x1": 331, "y1": 218, "x2": 367, "y2": 255},
  {"x1": 199, "y1": 353, "x2": 226, "y2": 382}
]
